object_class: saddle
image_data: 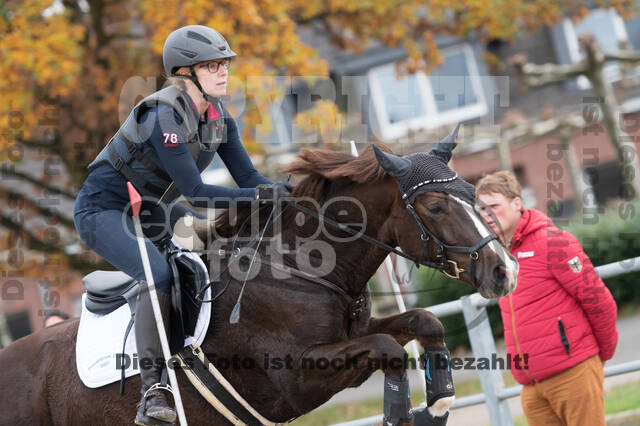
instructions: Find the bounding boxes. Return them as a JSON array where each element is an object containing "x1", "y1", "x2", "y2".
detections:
[
  {"x1": 83, "y1": 270, "x2": 139, "y2": 315},
  {"x1": 81, "y1": 238, "x2": 208, "y2": 353}
]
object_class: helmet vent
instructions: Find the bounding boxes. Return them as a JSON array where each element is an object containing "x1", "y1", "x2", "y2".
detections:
[
  {"x1": 186, "y1": 31, "x2": 212, "y2": 44},
  {"x1": 176, "y1": 48, "x2": 197, "y2": 58}
]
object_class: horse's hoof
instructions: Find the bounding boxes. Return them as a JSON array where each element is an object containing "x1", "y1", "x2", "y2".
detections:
[{"x1": 411, "y1": 405, "x2": 449, "y2": 426}]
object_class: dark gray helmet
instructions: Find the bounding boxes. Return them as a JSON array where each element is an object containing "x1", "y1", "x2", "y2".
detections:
[{"x1": 163, "y1": 25, "x2": 237, "y2": 75}]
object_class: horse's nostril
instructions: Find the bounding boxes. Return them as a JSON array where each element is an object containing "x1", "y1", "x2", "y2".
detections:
[{"x1": 493, "y1": 265, "x2": 507, "y2": 282}]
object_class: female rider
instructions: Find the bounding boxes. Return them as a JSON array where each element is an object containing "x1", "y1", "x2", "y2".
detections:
[{"x1": 73, "y1": 25, "x2": 286, "y2": 425}]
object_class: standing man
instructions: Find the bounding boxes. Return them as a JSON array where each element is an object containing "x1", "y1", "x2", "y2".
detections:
[{"x1": 476, "y1": 171, "x2": 618, "y2": 426}]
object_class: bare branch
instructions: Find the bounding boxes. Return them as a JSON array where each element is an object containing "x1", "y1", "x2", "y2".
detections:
[
  {"x1": 0, "y1": 167, "x2": 76, "y2": 200},
  {"x1": 0, "y1": 214, "x2": 111, "y2": 273},
  {"x1": 604, "y1": 50, "x2": 640, "y2": 63},
  {"x1": 523, "y1": 67, "x2": 587, "y2": 88},
  {"x1": 509, "y1": 53, "x2": 588, "y2": 89},
  {"x1": 17, "y1": 138, "x2": 60, "y2": 154},
  {"x1": 0, "y1": 189, "x2": 75, "y2": 230}
]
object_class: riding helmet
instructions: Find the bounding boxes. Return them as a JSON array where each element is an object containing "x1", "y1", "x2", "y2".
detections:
[{"x1": 162, "y1": 25, "x2": 237, "y2": 76}]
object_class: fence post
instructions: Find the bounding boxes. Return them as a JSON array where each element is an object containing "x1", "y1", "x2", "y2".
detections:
[{"x1": 460, "y1": 295, "x2": 513, "y2": 426}]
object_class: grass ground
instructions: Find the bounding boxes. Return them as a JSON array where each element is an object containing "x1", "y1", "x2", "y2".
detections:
[{"x1": 291, "y1": 377, "x2": 640, "y2": 426}]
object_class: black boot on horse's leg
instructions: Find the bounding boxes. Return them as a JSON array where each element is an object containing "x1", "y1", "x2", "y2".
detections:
[
  {"x1": 382, "y1": 373, "x2": 413, "y2": 426},
  {"x1": 134, "y1": 281, "x2": 177, "y2": 426},
  {"x1": 424, "y1": 347, "x2": 455, "y2": 414},
  {"x1": 410, "y1": 347, "x2": 455, "y2": 425}
]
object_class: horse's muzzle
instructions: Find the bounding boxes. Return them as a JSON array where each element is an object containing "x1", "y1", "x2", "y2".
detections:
[{"x1": 478, "y1": 255, "x2": 518, "y2": 299}]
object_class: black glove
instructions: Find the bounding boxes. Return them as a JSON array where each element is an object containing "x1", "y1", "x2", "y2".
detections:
[
  {"x1": 255, "y1": 182, "x2": 291, "y2": 203},
  {"x1": 282, "y1": 180, "x2": 295, "y2": 193}
]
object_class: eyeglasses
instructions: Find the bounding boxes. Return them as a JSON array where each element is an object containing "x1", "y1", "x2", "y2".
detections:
[{"x1": 201, "y1": 58, "x2": 231, "y2": 73}]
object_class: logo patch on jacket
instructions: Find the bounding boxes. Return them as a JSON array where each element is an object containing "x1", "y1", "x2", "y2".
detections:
[
  {"x1": 517, "y1": 251, "x2": 534, "y2": 259},
  {"x1": 568, "y1": 256, "x2": 583, "y2": 273}
]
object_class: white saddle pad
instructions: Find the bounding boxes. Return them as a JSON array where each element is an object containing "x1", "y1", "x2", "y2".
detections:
[{"x1": 76, "y1": 245, "x2": 212, "y2": 388}]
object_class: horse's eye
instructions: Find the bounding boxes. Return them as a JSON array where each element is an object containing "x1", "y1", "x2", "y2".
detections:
[{"x1": 428, "y1": 205, "x2": 445, "y2": 214}]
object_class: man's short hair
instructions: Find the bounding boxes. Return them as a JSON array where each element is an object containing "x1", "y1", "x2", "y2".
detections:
[{"x1": 476, "y1": 170, "x2": 522, "y2": 200}]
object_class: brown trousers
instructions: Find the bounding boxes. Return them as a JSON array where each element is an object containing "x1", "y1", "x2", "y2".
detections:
[{"x1": 520, "y1": 355, "x2": 605, "y2": 426}]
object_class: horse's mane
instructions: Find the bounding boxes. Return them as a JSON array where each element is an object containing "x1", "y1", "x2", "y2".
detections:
[{"x1": 213, "y1": 143, "x2": 393, "y2": 237}]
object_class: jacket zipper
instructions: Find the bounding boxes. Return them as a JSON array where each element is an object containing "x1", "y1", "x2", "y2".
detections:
[
  {"x1": 509, "y1": 294, "x2": 536, "y2": 384},
  {"x1": 558, "y1": 316, "x2": 571, "y2": 357}
]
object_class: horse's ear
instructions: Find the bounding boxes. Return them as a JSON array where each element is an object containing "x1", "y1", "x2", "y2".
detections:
[
  {"x1": 429, "y1": 123, "x2": 461, "y2": 163},
  {"x1": 372, "y1": 145, "x2": 411, "y2": 178}
]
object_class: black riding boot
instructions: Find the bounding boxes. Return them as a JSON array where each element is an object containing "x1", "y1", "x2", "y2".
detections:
[{"x1": 134, "y1": 281, "x2": 177, "y2": 426}]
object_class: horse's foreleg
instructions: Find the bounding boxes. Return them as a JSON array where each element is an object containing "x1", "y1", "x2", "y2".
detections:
[
  {"x1": 365, "y1": 310, "x2": 455, "y2": 419},
  {"x1": 365, "y1": 308, "x2": 444, "y2": 348}
]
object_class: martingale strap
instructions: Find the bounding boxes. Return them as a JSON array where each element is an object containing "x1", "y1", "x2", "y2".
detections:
[{"x1": 174, "y1": 343, "x2": 294, "y2": 426}]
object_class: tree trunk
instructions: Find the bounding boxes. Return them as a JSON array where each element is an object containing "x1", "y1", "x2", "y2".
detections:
[{"x1": 588, "y1": 60, "x2": 640, "y2": 200}]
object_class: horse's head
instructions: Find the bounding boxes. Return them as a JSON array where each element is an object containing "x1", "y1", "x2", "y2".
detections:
[{"x1": 373, "y1": 125, "x2": 518, "y2": 298}]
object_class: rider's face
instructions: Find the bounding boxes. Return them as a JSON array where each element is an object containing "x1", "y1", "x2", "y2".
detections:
[{"x1": 195, "y1": 59, "x2": 229, "y2": 98}]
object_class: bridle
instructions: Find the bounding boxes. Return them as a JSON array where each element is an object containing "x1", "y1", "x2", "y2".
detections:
[
  {"x1": 283, "y1": 172, "x2": 497, "y2": 286},
  {"x1": 398, "y1": 173, "x2": 498, "y2": 284}
]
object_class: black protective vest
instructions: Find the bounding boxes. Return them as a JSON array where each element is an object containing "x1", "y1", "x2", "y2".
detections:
[{"x1": 88, "y1": 85, "x2": 225, "y2": 203}]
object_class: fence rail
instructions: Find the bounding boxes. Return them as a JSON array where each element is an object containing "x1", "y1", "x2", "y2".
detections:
[{"x1": 331, "y1": 256, "x2": 640, "y2": 426}]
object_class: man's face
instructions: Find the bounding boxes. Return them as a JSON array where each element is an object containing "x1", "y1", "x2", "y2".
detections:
[{"x1": 477, "y1": 192, "x2": 522, "y2": 238}]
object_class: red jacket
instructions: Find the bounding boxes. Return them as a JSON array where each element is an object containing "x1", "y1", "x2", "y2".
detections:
[{"x1": 499, "y1": 209, "x2": 618, "y2": 385}]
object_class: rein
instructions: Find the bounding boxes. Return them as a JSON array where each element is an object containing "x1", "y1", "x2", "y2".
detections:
[
  {"x1": 194, "y1": 202, "x2": 368, "y2": 319},
  {"x1": 195, "y1": 182, "x2": 498, "y2": 313}
]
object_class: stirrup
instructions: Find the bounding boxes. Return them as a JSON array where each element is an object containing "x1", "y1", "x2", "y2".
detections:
[
  {"x1": 135, "y1": 383, "x2": 176, "y2": 426},
  {"x1": 144, "y1": 382, "x2": 173, "y2": 398}
]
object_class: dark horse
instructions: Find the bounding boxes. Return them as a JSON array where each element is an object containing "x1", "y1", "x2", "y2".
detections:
[{"x1": 0, "y1": 136, "x2": 516, "y2": 425}]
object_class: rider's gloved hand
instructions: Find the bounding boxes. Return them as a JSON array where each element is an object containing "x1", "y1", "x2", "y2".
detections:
[
  {"x1": 281, "y1": 180, "x2": 295, "y2": 193},
  {"x1": 255, "y1": 182, "x2": 291, "y2": 204}
]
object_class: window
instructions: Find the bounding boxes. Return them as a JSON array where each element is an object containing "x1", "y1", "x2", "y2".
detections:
[
  {"x1": 6, "y1": 310, "x2": 32, "y2": 340},
  {"x1": 585, "y1": 160, "x2": 624, "y2": 206},
  {"x1": 368, "y1": 44, "x2": 488, "y2": 140},
  {"x1": 562, "y1": 9, "x2": 629, "y2": 89}
]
